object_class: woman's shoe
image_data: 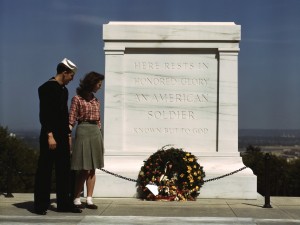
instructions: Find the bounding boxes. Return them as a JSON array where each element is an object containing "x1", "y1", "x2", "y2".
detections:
[{"x1": 86, "y1": 204, "x2": 98, "y2": 209}]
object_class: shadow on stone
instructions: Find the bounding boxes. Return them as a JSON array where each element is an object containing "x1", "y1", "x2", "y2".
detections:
[
  {"x1": 13, "y1": 199, "x2": 56, "y2": 214},
  {"x1": 242, "y1": 203, "x2": 262, "y2": 208}
]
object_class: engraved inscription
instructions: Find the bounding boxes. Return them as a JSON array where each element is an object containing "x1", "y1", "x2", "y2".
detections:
[
  {"x1": 134, "y1": 78, "x2": 209, "y2": 86},
  {"x1": 147, "y1": 111, "x2": 195, "y2": 120},
  {"x1": 131, "y1": 60, "x2": 212, "y2": 121},
  {"x1": 134, "y1": 61, "x2": 209, "y2": 70},
  {"x1": 125, "y1": 54, "x2": 217, "y2": 146},
  {"x1": 136, "y1": 93, "x2": 208, "y2": 103},
  {"x1": 133, "y1": 127, "x2": 209, "y2": 135}
]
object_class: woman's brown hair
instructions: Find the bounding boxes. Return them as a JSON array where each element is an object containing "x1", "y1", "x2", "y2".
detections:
[{"x1": 76, "y1": 71, "x2": 104, "y2": 100}]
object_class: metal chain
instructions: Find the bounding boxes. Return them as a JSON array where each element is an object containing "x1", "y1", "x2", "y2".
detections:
[
  {"x1": 203, "y1": 166, "x2": 248, "y2": 183},
  {"x1": 100, "y1": 166, "x2": 248, "y2": 184},
  {"x1": 100, "y1": 168, "x2": 138, "y2": 183}
]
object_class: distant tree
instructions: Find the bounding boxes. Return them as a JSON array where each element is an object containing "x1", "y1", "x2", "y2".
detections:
[
  {"x1": 241, "y1": 145, "x2": 300, "y2": 196},
  {"x1": 241, "y1": 145, "x2": 265, "y2": 194},
  {"x1": 267, "y1": 154, "x2": 288, "y2": 196},
  {"x1": 0, "y1": 126, "x2": 38, "y2": 193},
  {"x1": 286, "y1": 158, "x2": 300, "y2": 196}
]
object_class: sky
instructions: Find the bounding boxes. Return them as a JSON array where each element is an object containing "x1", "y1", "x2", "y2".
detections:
[{"x1": 0, "y1": 0, "x2": 299, "y2": 131}]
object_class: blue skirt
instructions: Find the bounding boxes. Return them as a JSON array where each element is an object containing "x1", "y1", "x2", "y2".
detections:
[{"x1": 71, "y1": 122, "x2": 104, "y2": 170}]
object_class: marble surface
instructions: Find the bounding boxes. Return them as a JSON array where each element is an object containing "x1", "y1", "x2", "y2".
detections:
[
  {"x1": 103, "y1": 22, "x2": 241, "y2": 41},
  {"x1": 99, "y1": 22, "x2": 256, "y2": 198},
  {"x1": 122, "y1": 51, "x2": 218, "y2": 153}
]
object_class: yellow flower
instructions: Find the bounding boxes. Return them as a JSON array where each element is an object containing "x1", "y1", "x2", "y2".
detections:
[
  {"x1": 186, "y1": 153, "x2": 190, "y2": 156},
  {"x1": 180, "y1": 173, "x2": 185, "y2": 178},
  {"x1": 193, "y1": 165, "x2": 197, "y2": 168},
  {"x1": 193, "y1": 172, "x2": 197, "y2": 176}
]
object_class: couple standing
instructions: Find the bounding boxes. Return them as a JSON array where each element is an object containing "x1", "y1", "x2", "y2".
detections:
[{"x1": 34, "y1": 58, "x2": 104, "y2": 215}]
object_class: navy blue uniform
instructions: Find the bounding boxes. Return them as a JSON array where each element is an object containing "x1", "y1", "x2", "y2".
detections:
[{"x1": 34, "y1": 78, "x2": 72, "y2": 211}]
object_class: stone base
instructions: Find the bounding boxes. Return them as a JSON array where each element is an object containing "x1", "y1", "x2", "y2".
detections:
[{"x1": 92, "y1": 154, "x2": 257, "y2": 199}]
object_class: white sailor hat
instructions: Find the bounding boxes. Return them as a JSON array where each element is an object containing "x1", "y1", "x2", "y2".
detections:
[{"x1": 61, "y1": 58, "x2": 77, "y2": 73}]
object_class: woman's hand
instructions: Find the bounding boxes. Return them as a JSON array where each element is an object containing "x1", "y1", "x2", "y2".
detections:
[{"x1": 69, "y1": 135, "x2": 72, "y2": 153}]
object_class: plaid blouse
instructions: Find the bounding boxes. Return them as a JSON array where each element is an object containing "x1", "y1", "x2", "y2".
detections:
[{"x1": 69, "y1": 95, "x2": 101, "y2": 128}]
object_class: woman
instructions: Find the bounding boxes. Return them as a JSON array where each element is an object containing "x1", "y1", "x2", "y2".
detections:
[{"x1": 69, "y1": 71, "x2": 105, "y2": 209}]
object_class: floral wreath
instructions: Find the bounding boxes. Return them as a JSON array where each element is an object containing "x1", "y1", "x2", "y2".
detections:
[{"x1": 137, "y1": 146, "x2": 205, "y2": 201}]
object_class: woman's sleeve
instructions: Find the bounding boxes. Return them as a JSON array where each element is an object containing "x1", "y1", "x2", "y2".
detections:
[{"x1": 69, "y1": 96, "x2": 79, "y2": 127}]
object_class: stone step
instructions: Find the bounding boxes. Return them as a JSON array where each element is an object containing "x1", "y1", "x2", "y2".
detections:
[{"x1": 1, "y1": 216, "x2": 300, "y2": 225}]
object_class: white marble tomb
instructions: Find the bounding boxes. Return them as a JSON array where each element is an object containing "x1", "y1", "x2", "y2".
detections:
[{"x1": 94, "y1": 22, "x2": 257, "y2": 199}]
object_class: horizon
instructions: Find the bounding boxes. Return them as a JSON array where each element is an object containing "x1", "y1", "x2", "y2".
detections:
[{"x1": 8, "y1": 127, "x2": 300, "y2": 134}]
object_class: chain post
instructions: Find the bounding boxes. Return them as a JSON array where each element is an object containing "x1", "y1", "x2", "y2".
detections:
[
  {"x1": 6, "y1": 148, "x2": 14, "y2": 198},
  {"x1": 263, "y1": 153, "x2": 272, "y2": 208}
]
